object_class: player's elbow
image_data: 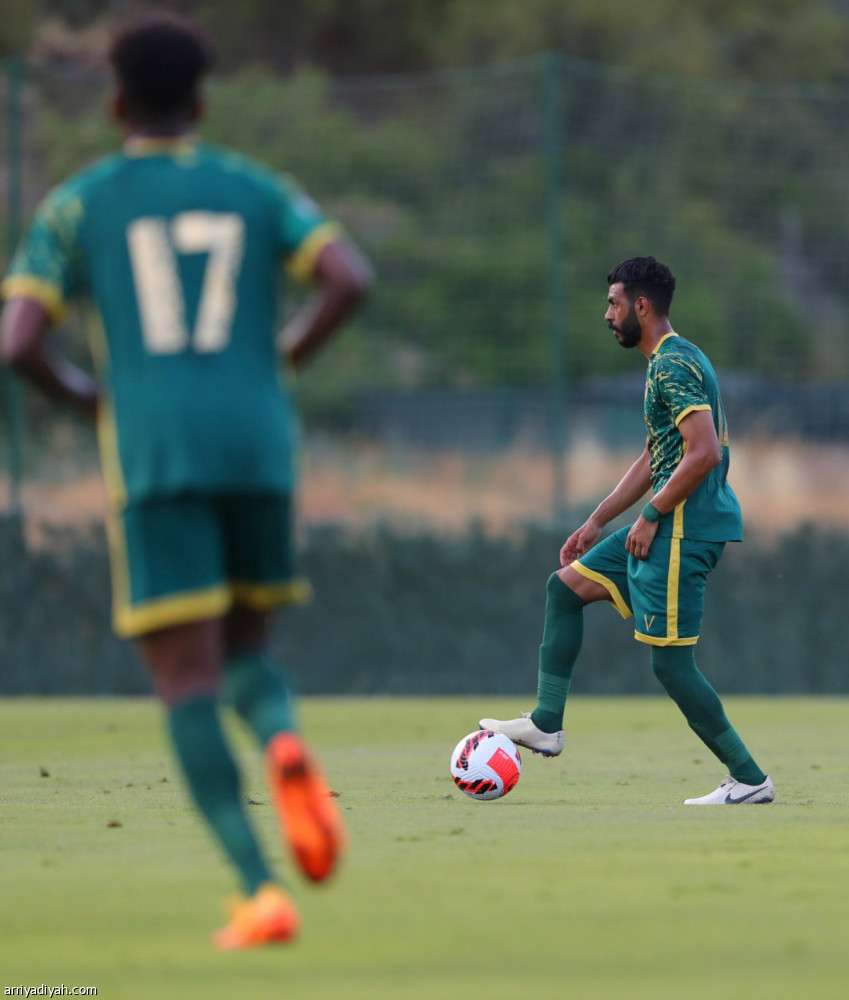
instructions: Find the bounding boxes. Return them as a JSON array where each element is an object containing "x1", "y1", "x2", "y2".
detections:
[
  {"x1": 0, "y1": 325, "x2": 30, "y2": 370},
  {"x1": 317, "y1": 241, "x2": 374, "y2": 309},
  {"x1": 326, "y1": 268, "x2": 371, "y2": 321},
  {"x1": 341, "y1": 254, "x2": 374, "y2": 306},
  {"x1": 1, "y1": 327, "x2": 44, "y2": 375},
  {"x1": 696, "y1": 443, "x2": 722, "y2": 474},
  {"x1": 1, "y1": 297, "x2": 52, "y2": 371}
]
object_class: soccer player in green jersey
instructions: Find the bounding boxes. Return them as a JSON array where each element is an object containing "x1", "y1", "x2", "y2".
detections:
[
  {"x1": 0, "y1": 13, "x2": 372, "y2": 947},
  {"x1": 481, "y1": 257, "x2": 775, "y2": 805}
]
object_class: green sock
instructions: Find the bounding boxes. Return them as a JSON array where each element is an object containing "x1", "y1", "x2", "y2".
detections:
[
  {"x1": 714, "y1": 727, "x2": 768, "y2": 786},
  {"x1": 530, "y1": 573, "x2": 585, "y2": 733},
  {"x1": 167, "y1": 696, "x2": 273, "y2": 895},
  {"x1": 224, "y1": 652, "x2": 297, "y2": 748},
  {"x1": 651, "y1": 646, "x2": 766, "y2": 785}
]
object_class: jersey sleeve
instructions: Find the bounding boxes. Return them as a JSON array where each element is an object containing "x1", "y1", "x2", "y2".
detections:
[
  {"x1": 0, "y1": 186, "x2": 87, "y2": 320},
  {"x1": 655, "y1": 354, "x2": 712, "y2": 426},
  {"x1": 272, "y1": 175, "x2": 344, "y2": 283}
]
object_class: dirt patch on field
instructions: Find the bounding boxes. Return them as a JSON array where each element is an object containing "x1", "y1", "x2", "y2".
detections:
[{"x1": 2, "y1": 438, "x2": 848, "y2": 540}]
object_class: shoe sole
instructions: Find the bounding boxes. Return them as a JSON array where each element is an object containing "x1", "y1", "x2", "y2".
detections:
[
  {"x1": 479, "y1": 725, "x2": 562, "y2": 758},
  {"x1": 685, "y1": 796, "x2": 775, "y2": 805},
  {"x1": 267, "y1": 734, "x2": 346, "y2": 883}
]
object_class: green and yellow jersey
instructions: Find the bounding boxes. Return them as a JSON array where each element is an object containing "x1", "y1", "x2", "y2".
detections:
[
  {"x1": 1, "y1": 139, "x2": 341, "y2": 507},
  {"x1": 644, "y1": 333, "x2": 743, "y2": 542}
]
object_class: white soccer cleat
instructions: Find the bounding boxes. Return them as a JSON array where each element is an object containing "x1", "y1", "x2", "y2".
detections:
[
  {"x1": 684, "y1": 774, "x2": 775, "y2": 805},
  {"x1": 478, "y1": 712, "x2": 565, "y2": 757}
]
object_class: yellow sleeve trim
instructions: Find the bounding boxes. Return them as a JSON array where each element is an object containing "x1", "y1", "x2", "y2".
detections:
[
  {"x1": 674, "y1": 403, "x2": 711, "y2": 426},
  {"x1": 285, "y1": 222, "x2": 344, "y2": 284},
  {"x1": 571, "y1": 561, "x2": 633, "y2": 619},
  {"x1": 0, "y1": 275, "x2": 68, "y2": 322}
]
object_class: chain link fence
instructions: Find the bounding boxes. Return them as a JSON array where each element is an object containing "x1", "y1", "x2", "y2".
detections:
[
  {"x1": 3, "y1": 53, "x2": 849, "y2": 532},
  {"x1": 3, "y1": 53, "x2": 849, "y2": 693}
]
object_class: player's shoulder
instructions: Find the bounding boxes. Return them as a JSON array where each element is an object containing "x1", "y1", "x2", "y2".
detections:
[
  {"x1": 55, "y1": 152, "x2": 128, "y2": 197},
  {"x1": 652, "y1": 335, "x2": 712, "y2": 389},
  {"x1": 656, "y1": 334, "x2": 707, "y2": 367},
  {"x1": 198, "y1": 143, "x2": 304, "y2": 200},
  {"x1": 34, "y1": 153, "x2": 125, "y2": 228}
]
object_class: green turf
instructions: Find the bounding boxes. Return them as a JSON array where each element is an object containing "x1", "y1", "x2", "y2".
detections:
[{"x1": 0, "y1": 695, "x2": 847, "y2": 1000}]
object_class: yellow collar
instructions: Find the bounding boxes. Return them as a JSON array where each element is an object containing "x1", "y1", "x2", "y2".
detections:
[
  {"x1": 123, "y1": 135, "x2": 198, "y2": 157},
  {"x1": 651, "y1": 331, "x2": 679, "y2": 354}
]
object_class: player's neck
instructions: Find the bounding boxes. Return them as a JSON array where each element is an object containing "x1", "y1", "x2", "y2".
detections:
[
  {"x1": 637, "y1": 320, "x2": 675, "y2": 358},
  {"x1": 126, "y1": 123, "x2": 194, "y2": 140}
]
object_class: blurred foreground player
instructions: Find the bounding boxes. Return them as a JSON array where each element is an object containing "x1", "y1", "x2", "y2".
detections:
[
  {"x1": 481, "y1": 257, "x2": 774, "y2": 806},
  {"x1": 1, "y1": 13, "x2": 372, "y2": 947}
]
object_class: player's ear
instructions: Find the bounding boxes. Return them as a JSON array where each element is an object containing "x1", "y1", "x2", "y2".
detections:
[{"x1": 110, "y1": 92, "x2": 127, "y2": 125}]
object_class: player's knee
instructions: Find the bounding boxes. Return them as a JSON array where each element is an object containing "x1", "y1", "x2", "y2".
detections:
[{"x1": 546, "y1": 571, "x2": 585, "y2": 611}]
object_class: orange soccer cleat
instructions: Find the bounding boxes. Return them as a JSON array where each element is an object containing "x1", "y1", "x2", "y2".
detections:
[
  {"x1": 212, "y1": 884, "x2": 300, "y2": 951},
  {"x1": 266, "y1": 732, "x2": 347, "y2": 883}
]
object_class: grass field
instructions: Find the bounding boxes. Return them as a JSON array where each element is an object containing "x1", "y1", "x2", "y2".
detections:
[{"x1": 1, "y1": 696, "x2": 847, "y2": 1000}]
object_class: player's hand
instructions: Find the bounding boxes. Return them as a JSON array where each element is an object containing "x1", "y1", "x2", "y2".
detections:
[
  {"x1": 560, "y1": 519, "x2": 602, "y2": 565},
  {"x1": 625, "y1": 516, "x2": 659, "y2": 561}
]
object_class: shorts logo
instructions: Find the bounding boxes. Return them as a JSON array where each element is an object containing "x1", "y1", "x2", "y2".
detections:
[{"x1": 644, "y1": 614, "x2": 656, "y2": 631}]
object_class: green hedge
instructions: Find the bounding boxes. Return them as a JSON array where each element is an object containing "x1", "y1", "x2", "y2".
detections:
[{"x1": 1, "y1": 515, "x2": 845, "y2": 696}]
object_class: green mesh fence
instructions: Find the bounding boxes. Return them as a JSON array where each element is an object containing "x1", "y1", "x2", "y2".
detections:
[
  {"x1": 3, "y1": 54, "x2": 849, "y2": 527},
  {"x1": 4, "y1": 53, "x2": 849, "y2": 694}
]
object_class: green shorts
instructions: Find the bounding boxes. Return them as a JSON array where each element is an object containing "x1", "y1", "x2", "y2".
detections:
[
  {"x1": 106, "y1": 492, "x2": 311, "y2": 638},
  {"x1": 572, "y1": 524, "x2": 725, "y2": 646}
]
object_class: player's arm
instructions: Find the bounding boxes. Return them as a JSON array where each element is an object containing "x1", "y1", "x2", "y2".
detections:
[
  {"x1": 560, "y1": 443, "x2": 653, "y2": 565},
  {"x1": 0, "y1": 296, "x2": 99, "y2": 419},
  {"x1": 625, "y1": 408, "x2": 720, "y2": 560},
  {"x1": 647, "y1": 408, "x2": 720, "y2": 513},
  {"x1": 279, "y1": 239, "x2": 372, "y2": 370}
]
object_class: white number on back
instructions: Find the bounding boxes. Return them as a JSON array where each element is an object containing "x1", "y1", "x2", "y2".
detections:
[{"x1": 127, "y1": 211, "x2": 245, "y2": 355}]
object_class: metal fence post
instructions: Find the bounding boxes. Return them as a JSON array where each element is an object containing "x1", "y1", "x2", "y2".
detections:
[
  {"x1": 543, "y1": 52, "x2": 568, "y2": 523},
  {"x1": 3, "y1": 54, "x2": 25, "y2": 517}
]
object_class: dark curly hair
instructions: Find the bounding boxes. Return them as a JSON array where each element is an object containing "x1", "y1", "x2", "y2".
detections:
[
  {"x1": 607, "y1": 257, "x2": 676, "y2": 316},
  {"x1": 109, "y1": 12, "x2": 215, "y2": 120}
]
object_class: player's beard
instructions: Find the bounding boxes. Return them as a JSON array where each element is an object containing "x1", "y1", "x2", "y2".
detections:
[{"x1": 609, "y1": 306, "x2": 642, "y2": 349}]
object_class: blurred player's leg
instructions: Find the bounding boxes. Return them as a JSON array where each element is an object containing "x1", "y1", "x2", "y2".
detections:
[
  {"x1": 140, "y1": 620, "x2": 280, "y2": 897},
  {"x1": 224, "y1": 607, "x2": 297, "y2": 744},
  {"x1": 224, "y1": 605, "x2": 346, "y2": 882}
]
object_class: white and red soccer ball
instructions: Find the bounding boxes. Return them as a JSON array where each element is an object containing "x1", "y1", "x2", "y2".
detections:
[{"x1": 450, "y1": 729, "x2": 522, "y2": 801}]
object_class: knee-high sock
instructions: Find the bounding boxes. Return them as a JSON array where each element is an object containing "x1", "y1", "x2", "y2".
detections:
[
  {"x1": 224, "y1": 652, "x2": 296, "y2": 748},
  {"x1": 530, "y1": 573, "x2": 586, "y2": 733},
  {"x1": 651, "y1": 646, "x2": 766, "y2": 785},
  {"x1": 167, "y1": 695, "x2": 273, "y2": 895}
]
